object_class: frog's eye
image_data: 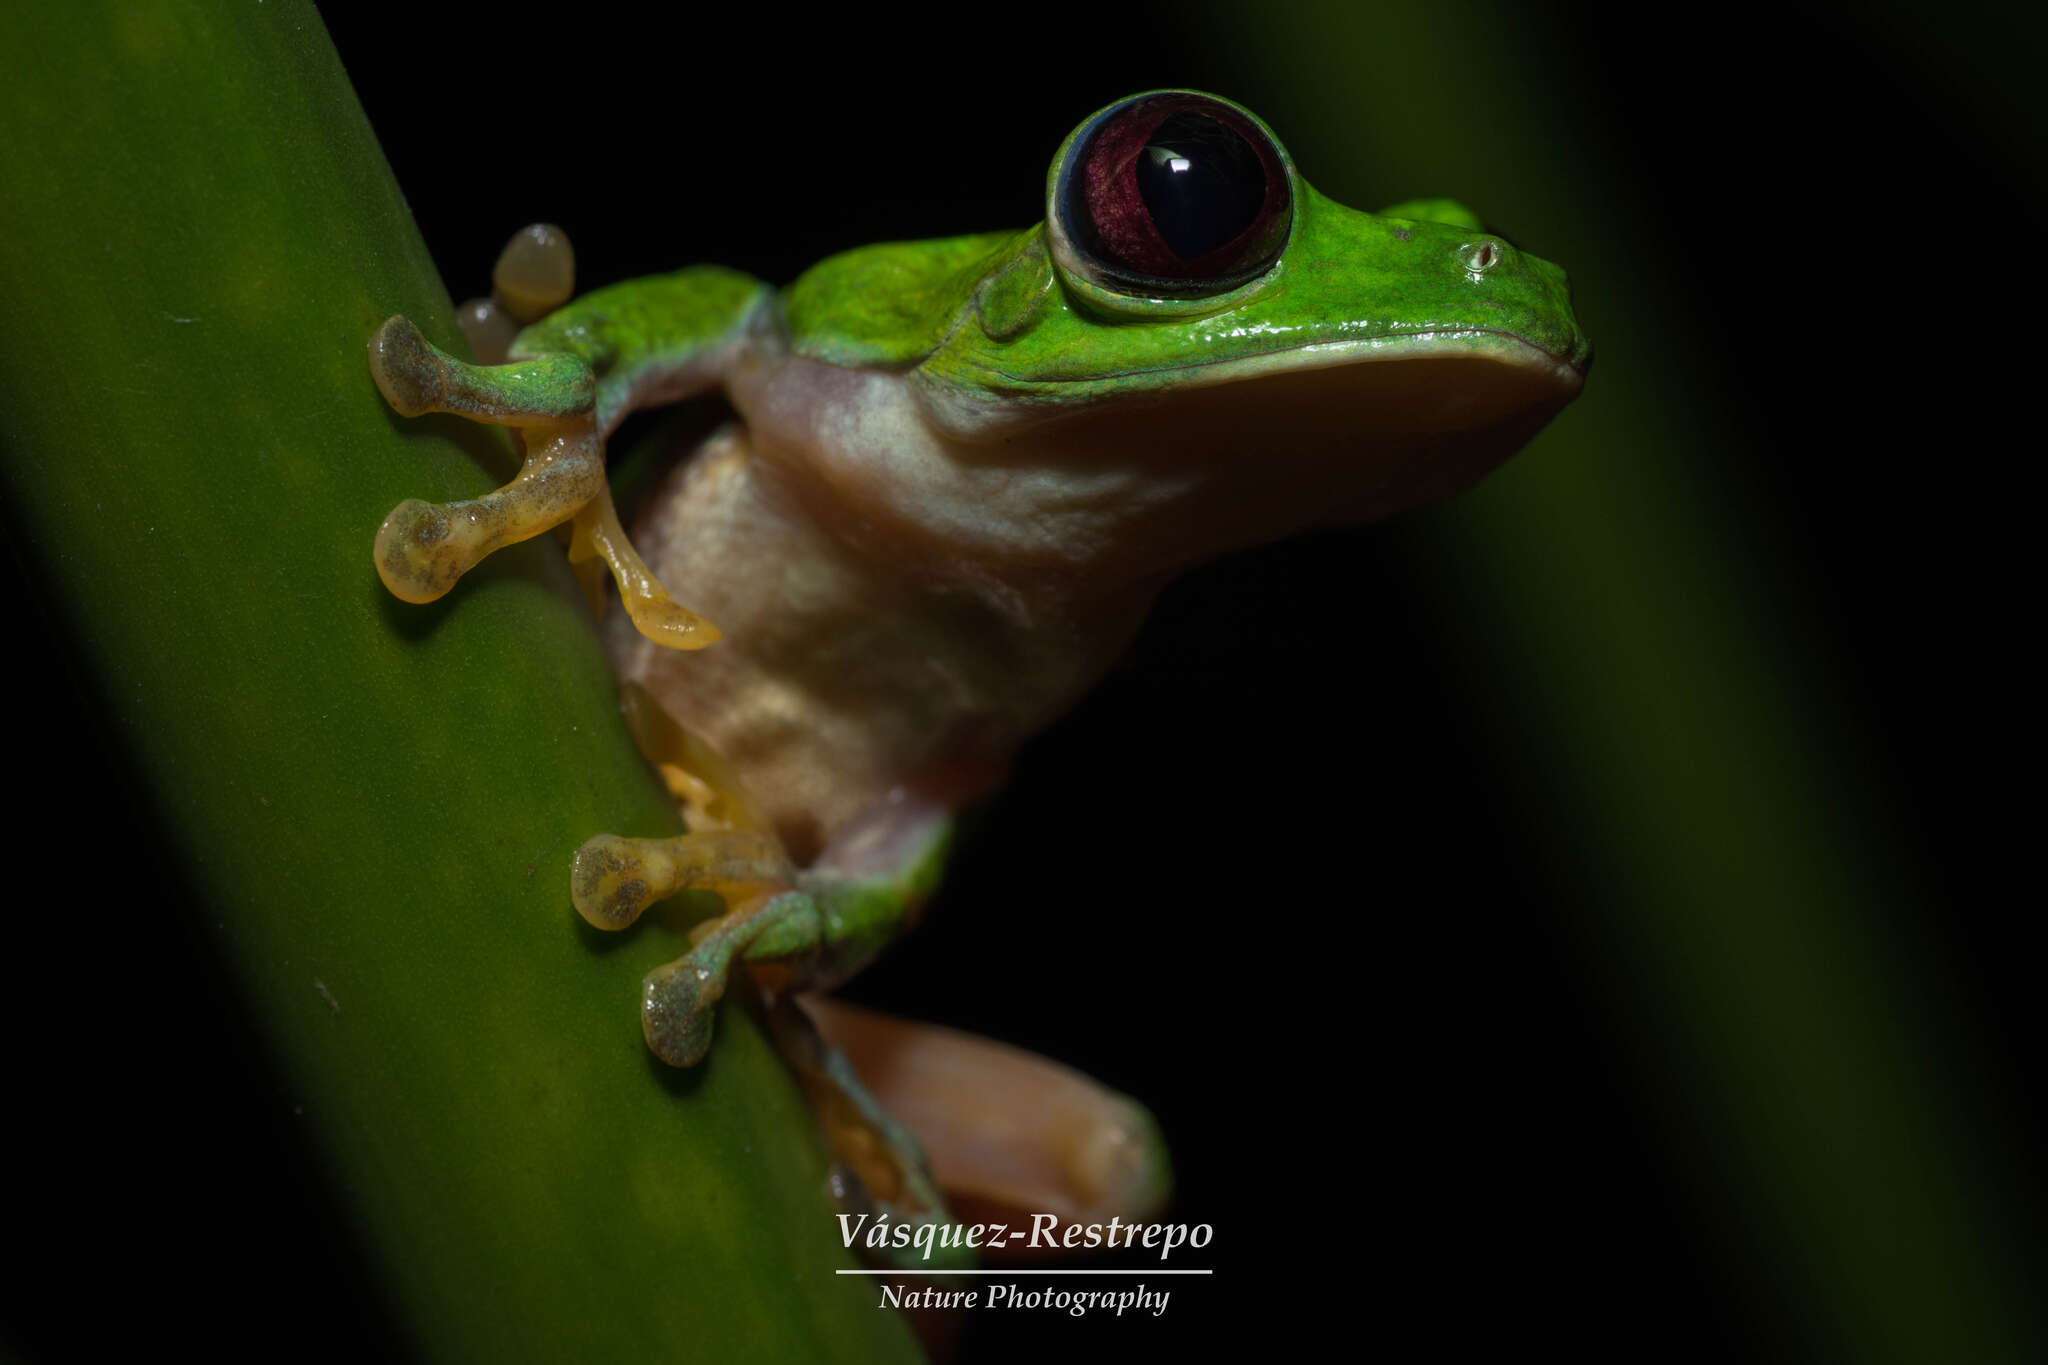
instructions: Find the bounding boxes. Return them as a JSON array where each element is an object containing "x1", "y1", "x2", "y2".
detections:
[{"x1": 1054, "y1": 91, "x2": 1292, "y2": 298}]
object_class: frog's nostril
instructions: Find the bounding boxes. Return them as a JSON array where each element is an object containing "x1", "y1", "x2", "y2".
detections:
[{"x1": 1459, "y1": 238, "x2": 1510, "y2": 275}]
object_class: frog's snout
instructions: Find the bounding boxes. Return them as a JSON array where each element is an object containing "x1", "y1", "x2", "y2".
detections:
[{"x1": 1450, "y1": 234, "x2": 1593, "y2": 376}]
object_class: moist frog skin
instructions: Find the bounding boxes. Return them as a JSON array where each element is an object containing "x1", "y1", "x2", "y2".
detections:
[{"x1": 364, "y1": 89, "x2": 1589, "y2": 1255}]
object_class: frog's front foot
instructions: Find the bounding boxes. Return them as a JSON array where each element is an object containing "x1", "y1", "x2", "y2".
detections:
[
  {"x1": 366, "y1": 314, "x2": 455, "y2": 418},
  {"x1": 368, "y1": 316, "x2": 603, "y2": 601},
  {"x1": 366, "y1": 313, "x2": 718, "y2": 649}
]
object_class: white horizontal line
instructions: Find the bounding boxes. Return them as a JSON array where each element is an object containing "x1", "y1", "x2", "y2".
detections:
[{"x1": 834, "y1": 1269, "x2": 1213, "y2": 1276}]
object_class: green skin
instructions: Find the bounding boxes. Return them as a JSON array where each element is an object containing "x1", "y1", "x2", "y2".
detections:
[{"x1": 367, "y1": 91, "x2": 1588, "y2": 1263}]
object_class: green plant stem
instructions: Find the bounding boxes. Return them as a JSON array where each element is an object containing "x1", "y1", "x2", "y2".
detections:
[{"x1": 0, "y1": 7, "x2": 917, "y2": 1361}]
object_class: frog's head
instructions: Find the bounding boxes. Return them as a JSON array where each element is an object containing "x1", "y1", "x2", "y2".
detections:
[
  {"x1": 776, "y1": 91, "x2": 1590, "y2": 583},
  {"x1": 928, "y1": 91, "x2": 1588, "y2": 546}
]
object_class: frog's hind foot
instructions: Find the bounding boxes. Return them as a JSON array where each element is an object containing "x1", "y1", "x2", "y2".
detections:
[
  {"x1": 579, "y1": 794, "x2": 949, "y2": 1069},
  {"x1": 569, "y1": 829, "x2": 807, "y2": 1066},
  {"x1": 640, "y1": 889, "x2": 826, "y2": 1066}
]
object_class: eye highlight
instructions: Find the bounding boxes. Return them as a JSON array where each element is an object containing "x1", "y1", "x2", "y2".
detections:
[{"x1": 1054, "y1": 92, "x2": 1293, "y2": 298}]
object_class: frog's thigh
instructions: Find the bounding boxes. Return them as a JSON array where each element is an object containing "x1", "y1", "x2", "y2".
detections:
[
  {"x1": 803, "y1": 998, "x2": 1173, "y2": 1241},
  {"x1": 368, "y1": 316, "x2": 604, "y2": 604}
]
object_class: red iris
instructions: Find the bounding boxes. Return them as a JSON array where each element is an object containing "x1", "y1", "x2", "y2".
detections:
[{"x1": 1059, "y1": 93, "x2": 1291, "y2": 293}]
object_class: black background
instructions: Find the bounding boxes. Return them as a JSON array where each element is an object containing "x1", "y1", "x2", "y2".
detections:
[{"x1": 6, "y1": 3, "x2": 2040, "y2": 1362}]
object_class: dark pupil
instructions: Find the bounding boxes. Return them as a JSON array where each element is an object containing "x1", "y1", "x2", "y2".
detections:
[{"x1": 1133, "y1": 113, "x2": 1267, "y2": 261}]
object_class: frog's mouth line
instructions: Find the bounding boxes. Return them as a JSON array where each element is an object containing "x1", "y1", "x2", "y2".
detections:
[{"x1": 988, "y1": 327, "x2": 1589, "y2": 396}]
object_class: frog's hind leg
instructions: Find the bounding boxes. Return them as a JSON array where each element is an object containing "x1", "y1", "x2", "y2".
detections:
[
  {"x1": 765, "y1": 995, "x2": 970, "y2": 1269},
  {"x1": 569, "y1": 826, "x2": 804, "y2": 1067},
  {"x1": 802, "y1": 998, "x2": 1173, "y2": 1242},
  {"x1": 577, "y1": 793, "x2": 969, "y2": 1263},
  {"x1": 367, "y1": 315, "x2": 718, "y2": 649}
]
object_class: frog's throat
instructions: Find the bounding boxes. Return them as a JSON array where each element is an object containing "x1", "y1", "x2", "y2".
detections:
[{"x1": 729, "y1": 340, "x2": 1575, "y2": 610}]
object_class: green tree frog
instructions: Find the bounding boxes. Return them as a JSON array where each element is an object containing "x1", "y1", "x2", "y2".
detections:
[{"x1": 365, "y1": 90, "x2": 1588, "y2": 1244}]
